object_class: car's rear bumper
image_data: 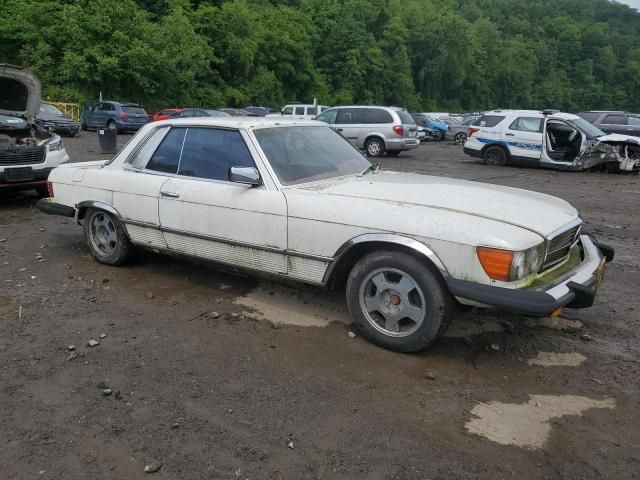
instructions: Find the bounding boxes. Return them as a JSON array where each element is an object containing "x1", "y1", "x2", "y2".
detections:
[
  {"x1": 386, "y1": 138, "x2": 420, "y2": 151},
  {"x1": 36, "y1": 198, "x2": 76, "y2": 217},
  {"x1": 463, "y1": 146, "x2": 482, "y2": 158},
  {"x1": 445, "y1": 235, "x2": 612, "y2": 317},
  {"x1": 0, "y1": 167, "x2": 53, "y2": 188},
  {"x1": 117, "y1": 121, "x2": 149, "y2": 130}
]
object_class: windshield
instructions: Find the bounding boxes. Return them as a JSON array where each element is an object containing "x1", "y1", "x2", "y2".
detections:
[
  {"x1": 122, "y1": 106, "x2": 147, "y2": 115},
  {"x1": 396, "y1": 110, "x2": 416, "y2": 125},
  {"x1": 40, "y1": 104, "x2": 63, "y2": 115},
  {"x1": 254, "y1": 126, "x2": 371, "y2": 186},
  {"x1": 567, "y1": 117, "x2": 606, "y2": 139}
]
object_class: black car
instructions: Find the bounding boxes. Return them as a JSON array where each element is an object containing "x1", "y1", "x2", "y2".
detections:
[
  {"x1": 169, "y1": 108, "x2": 231, "y2": 118},
  {"x1": 578, "y1": 111, "x2": 640, "y2": 136},
  {"x1": 37, "y1": 103, "x2": 80, "y2": 137}
]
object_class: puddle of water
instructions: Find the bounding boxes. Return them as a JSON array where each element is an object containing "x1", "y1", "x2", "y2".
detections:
[
  {"x1": 527, "y1": 351, "x2": 587, "y2": 368},
  {"x1": 234, "y1": 283, "x2": 351, "y2": 328},
  {"x1": 466, "y1": 394, "x2": 615, "y2": 449}
]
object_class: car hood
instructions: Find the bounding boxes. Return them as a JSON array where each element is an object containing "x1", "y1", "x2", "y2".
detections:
[
  {"x1": 293, "y1": 171, "x2": 578, "y2": 238},
  {"x1": 597, "y1": 133, "x2": 640, "y2": 146},
  {"x1": 0, "y1": 64, "x2": 41, "y2": 122}
]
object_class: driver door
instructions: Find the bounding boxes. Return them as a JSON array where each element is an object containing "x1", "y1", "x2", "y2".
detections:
[{"x1": 155, "y1": 126, "x2": 289, "y2": 274}]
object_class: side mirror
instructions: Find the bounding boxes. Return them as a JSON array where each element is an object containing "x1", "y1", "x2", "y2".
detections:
[{"x1": 229, "y1": 166, "x2": 262, "y2": 187}]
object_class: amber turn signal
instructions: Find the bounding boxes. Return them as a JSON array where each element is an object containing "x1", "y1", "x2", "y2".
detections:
[{"x1": 476, "y1": 247, "x2": 514, "y2": 281}]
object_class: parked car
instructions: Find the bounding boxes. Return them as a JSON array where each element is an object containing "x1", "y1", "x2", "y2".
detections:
[
  {"x1": 410, "y1": 113, "x2": 444, "y2": 141},
  {"x1": 444, "y1": 117, "x2": 478, "y2": 144},
  {"x1": 241, "y1": 106, "x2": 278, "y2": 117},
  {"x1": 152, "y1": 108, "x2": 183, "y2": 122},
  {"x1": 315, "y1": 106, "x2": 419, "y2": 157},
  {"x1": 168, "y1": 108, "x2": 231, "y2": 119},
  {"x1": 0, "y1": 64, "x2": 70, "y2": 195},
  {"x1": 220, "y1": 108, "x2": 253, "y2": 116},
  {"x1": 464, "y1": 109, "x2": 640, "y2": 172},
  {"x1": 81, "y1": 101, "x2": 150, "y2": 132},
  {"x1": 37, "y1": 117, "x2": 613, "y2": 352},
  {"x1": 411, "y1": 113, "x2": 448, "y2": 140},
  {"x1": 268, "y1": 104, "x2": 331, "y2": 120},
  {"x1": 578, "y1": 111, "x2": 640, "y2": 136},
  {"x1": 37, "y1": 103, "x2": 80, "y2": 137}
]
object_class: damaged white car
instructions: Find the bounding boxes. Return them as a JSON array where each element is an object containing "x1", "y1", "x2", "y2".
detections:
[
  {"x1": 464, "y1": 109, "x2": 640, "y2": 172},
  {"x1": 0, "y1": 64, "x2": 70, "y2": 194},
  {"x1": 38, "y1": 117, "x2": 614, "y2": 352}
]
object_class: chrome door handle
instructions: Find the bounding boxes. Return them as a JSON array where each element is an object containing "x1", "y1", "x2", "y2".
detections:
[{"x1": 161, "y1": 191, "x2": 180, "y2": 199}]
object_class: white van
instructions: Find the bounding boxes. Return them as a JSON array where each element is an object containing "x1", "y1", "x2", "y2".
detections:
[{"x1": 267, "y1": 104, "x2": 331, "y2": 120}]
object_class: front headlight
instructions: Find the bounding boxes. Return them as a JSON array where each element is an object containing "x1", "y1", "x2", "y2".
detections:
[
  {"x1": 48, "y1": 135, "x2": 63, "y2": 151},
  {"x1": 477, "y1": 243, "x2": 545, "y2": 282}
]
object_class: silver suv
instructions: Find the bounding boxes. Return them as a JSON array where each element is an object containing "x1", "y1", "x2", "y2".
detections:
[{"x1": 315, "y1": 106, "x2": 419, "y2": 157}]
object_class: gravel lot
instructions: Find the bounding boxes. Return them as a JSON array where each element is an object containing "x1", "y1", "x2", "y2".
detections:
[{"x1": 1, "y1": 132, "x2": 639, "y2": 479}]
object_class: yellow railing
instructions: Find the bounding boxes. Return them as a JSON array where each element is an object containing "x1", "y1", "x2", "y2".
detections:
[{"x1": 45, "y1": 101, "x2": 81, "y2": 121}]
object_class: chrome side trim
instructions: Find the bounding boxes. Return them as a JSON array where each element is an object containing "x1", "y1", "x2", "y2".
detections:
[
  {"x1": 121, "y1": 219, "x2": 332, "y2": 263},
  {"x1": 323, "y1": 233, "x2": 449, "y2": 283}
]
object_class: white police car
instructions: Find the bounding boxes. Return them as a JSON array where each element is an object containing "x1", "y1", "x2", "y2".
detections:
[{"x1": 463, "y1": 109, "x2": 640, "y2": 172}]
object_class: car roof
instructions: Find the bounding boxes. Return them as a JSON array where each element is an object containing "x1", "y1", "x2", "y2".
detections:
[
  {"x1": 482, "y1": 109, "x2": 580, "y2": 121},
  {"x1": 153, "y1": 117, "x2": 322, "y2": 130}
]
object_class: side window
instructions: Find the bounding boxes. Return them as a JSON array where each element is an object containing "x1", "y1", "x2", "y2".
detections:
[
  {"x1": 336, "y1": 108, "x2": 365, "y2": 124},
  {"x1": 181, "y1": 110, "x2": 194, "y2": 118},
  {"x1": 476, "y1": 115, "x2": 505, "y2": 127},
  {"x1": 295, "y1": 106, "x2": 305, "y2": 115},
  {"x1": 102, "y1": 103, "x2": 113, "y2": 112},
  {"x1": 628, "y1": 116, "x2": 640, "y2": 126},
  {"x1": 316, "y1": 109, "x2": 337, "y2": 125},
  {"x1": 364, "y1": 108, "x2": 393, "y2": 124},
  {"x1": 145, "y1": 127, "x2": 186, "y2": 174},
  {"x1": 579, "y1": 112, "x2": 598, "y2": 123},
  {"x1": 127, "y1": 127, "x2": 170, "y2": 169},
  {"x1": 603, "y1": 114, "x2": 627, "y2": 125},
  {"x1": 307, "y1": 107, "x2": 317, "y2": 116},
  {"x1": 178, "y1": 128, "x2": 255, "y2": 181},
  {"x1": 282, "y1": 106, "x2": 293, "y2": 115},
  {"x1": 509, "y1": 117, "x2": 543, "y2": 132}
]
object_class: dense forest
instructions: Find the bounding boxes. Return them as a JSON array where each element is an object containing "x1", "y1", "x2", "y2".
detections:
[{"x1": 1, "y1": 0, "x2": 640, "y2": 112}]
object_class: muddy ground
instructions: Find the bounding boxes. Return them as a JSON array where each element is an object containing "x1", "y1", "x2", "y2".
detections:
[{"x1": 1, "y1": 132, "x2": 639, "y2": 479}]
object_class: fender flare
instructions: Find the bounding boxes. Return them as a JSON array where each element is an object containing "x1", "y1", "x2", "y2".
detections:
[
  {"x1": 75, "y1": 200, "x2": 122, "y2": 223},
  {"x1": 323, "y1": 233, "x2": 449, "y2": 284}
]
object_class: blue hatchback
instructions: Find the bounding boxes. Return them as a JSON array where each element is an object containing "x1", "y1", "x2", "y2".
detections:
[{"x1": 80, "y1": 101, "x2": 150, "y2": 133}]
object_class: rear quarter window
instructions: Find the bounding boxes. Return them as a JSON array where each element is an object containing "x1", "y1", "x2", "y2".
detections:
[
  {"x1": 475, "y1": 115, "x2": 505, "y2": 127},
  {"x1": 395, "y1": 110, "x2": 416, "y2": 125},
  {"x1": 364, "y1": 108, "x2": 393, "y2": 124}
]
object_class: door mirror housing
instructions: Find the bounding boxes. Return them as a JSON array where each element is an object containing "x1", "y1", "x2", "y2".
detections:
[{"x1": 229, "y1": 166, "x2": 262, "y2": 187}]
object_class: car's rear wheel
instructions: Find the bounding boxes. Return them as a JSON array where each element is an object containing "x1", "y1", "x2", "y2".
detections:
[
  {"x1": 80, "y1": 121, "x2": 87, "y2": 131},
  {"x1": 346, "y1": 251, "x2": 454, "y2": 352},
  {"x1": 365, "y1": 138, "x2": 385, "y2": 157},
  {"x1": 483, "y1": 145, "x2": 509, "y2": 166},
  {"x1": 84, "y1": 208, "x2": 133, "y2": 266},
  {"x1": 454, "y1": 132, "x2": 467, "y2": 145}
]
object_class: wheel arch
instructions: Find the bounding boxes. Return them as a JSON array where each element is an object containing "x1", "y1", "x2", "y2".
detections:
[
  {"x1": 364, "y1": 134, "x2": 386, "y2": 147},
  {"x1": 481, "y1": 142, "x2": 510, "y2": 159},
  {"x1": 324, "y1": 234, "x2": 449, "y2": 289},
  {"x1": 76, "y1": 200, "x2": 122, "y2": 223}
]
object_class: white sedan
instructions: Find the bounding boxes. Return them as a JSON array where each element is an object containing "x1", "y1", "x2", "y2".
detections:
[{"x1": 37, "y1": 117, "x2": 614, "y2": 352}]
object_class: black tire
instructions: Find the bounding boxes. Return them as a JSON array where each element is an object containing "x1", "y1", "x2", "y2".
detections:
[
  {"x1": 437, "y1": 131, "x2": 445, "y2": 141},
  {"x1": 387, "y1": 150, "x2": 401, "y2": 157},
  {"x1": 365, "y1": 137, "x2": 385, "y2": 157},
  {"x1": 80, "y1": 120, "x2": 87, "y2": 131},
  {"x1": 346, "y1": 250, "x2": 454, "y2": 352},
  {"x1": 483, "y1": 145, "x2": 509, "y2": 166},
  {"x1": 454, "y1": 132, "x2": 467, "y2": 145},
  {"x1": 83, "y1": 208, "x2": 133, "y2": 266}
]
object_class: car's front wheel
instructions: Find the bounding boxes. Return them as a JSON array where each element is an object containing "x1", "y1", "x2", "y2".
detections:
[
  {"x1": 365, "y1": 138, "x2": 385, "y2": 157},
  {"x1": 346, "y1": 251, "x2": 454, "y2": 352},
  {"x1": 84, "y1": 208, "x2": 133, "y2": 265}
]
